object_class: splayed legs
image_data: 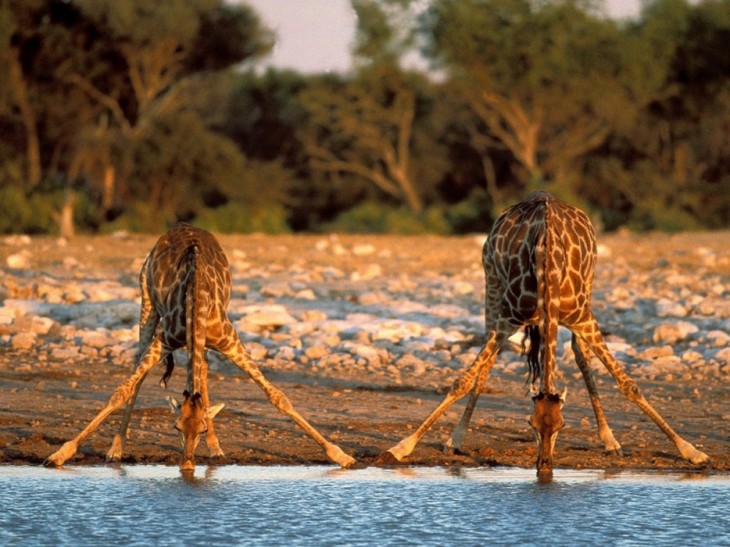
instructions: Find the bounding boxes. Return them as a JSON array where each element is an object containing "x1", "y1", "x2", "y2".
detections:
[
  {"x1": 218, "y1": 327, "x2": 355, "y2": 468},
  {"x1": 45, "y1": 339, "x2": 165, "y2": 467},
  {"x1": 383, "y1": 331, "x2": 503, "y2": 462},
  {"x1": 574, "y1": 316, "x2": 709, "y2": 465}
]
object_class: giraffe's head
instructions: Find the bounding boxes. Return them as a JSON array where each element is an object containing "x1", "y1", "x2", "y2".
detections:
[
  {"x1": 529, "y1": 388, "x2": 566, "y2": 476},
  {"x1": 168, "y1": 391, "x2": 224, "y2": 470}
]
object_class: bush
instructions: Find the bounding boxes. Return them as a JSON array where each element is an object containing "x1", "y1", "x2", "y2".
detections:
[
  {"x1": 194, "y1": 202, "x2": 290, "y2": 234},
  {"x1": 0, "y1": 186, "x2": 59, "y2": 234},
  {"x1": 324, "y1": 202, "x2": 452, "y2": 234}
]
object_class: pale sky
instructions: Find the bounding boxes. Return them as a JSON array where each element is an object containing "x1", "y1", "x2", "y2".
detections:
[{"x1": 243, "y1": 0, "x2": 642, "y2": 74}]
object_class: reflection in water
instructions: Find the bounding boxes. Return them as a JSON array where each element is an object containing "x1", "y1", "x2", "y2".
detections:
[{"x1": 1, "y1": 465, "x2": 728, "y2": 546}]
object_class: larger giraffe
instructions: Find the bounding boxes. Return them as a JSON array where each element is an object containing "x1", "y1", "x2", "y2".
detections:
[
  {"x1": 45, "y1": 224, "x2": 355, "y2": 470},
  {"x1": 382, "y1": 192, "x2": 709, "y2": 474}
]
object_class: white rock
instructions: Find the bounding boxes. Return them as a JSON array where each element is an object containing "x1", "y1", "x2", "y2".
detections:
[
  {"x1": 11, "y1": 332, "x2": 36, "y2": 350},
  {"x1": 238, "y1": 305, "x2": 297, "y2": 327},
  {"x1": 597, "y1": 244, "x2": 612, "y2": 258},
  {"x1": 453, "y1": 281, "x2": 475, "y2": 295},
  {"x1": 715, "y1": 347, "x2": 730, "y2": 365},
  {"x1": 79, "y1": 329, "x2": 113, "y2": 348},
  {"x1": 6, "y1": 252, "x2": 30, "y2": 269},
  {"x1": 705, "y1": 330, "x2": 730, "y2": 347},
  {"x1": 639, "y1": 345, "x2": 674, "y2": 360},
  {"x1": 656, "y1": 298, "x2": 688, "y2": 318},
  {"x1": 681, "y1": 349, "x2": 703, "y2": 363},
  {"x1": 351, "y1": 263, "x2": 382, "y2": 281},
  {"x1": 295, "y1": 289, "x2": 316, "y2": 300},
  {"x1": 352, "y1": 243, "x2": 375, "y2": 256},
  {"x1": 50, "y1": 346, "x2": 80, "y2": 360},
  {"x1": 259, "y1": 283, "x2": 291, "y2": 298},
  {"x1": 652, "y1": 321, "x2": 699, "y2": 344}
]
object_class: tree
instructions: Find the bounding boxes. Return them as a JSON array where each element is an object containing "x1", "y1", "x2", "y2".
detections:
[
  {"x1": 587, "y1": 0, "x2": 730, "y2": 230},
  {"x1": 422, "y1": 0, "x2": 631, "y2": 198},
  {"x1": 297, "y1": 0, "x2": 428, "y2": 213}
]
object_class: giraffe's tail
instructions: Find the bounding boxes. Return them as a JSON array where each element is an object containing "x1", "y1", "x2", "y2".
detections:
[
  {"x1": 523, "y1": 325, "x2": 541, "y2": 385},
  {"x1": 531, "y1": 196, "x2": 561, "y2": 392},
  {"x1": 184, "y1": 245, "x2": 209, "y2": 396}
]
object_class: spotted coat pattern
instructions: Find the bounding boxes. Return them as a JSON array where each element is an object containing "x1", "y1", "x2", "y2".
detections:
[
  {"x1": 45, "y1": 224, "x2": 355, "y2": 469},
  {"x1": 384, "y1": 192, "x2": 709, "y2": 470}
]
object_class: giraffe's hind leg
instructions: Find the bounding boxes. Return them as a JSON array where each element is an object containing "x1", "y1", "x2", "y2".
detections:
[
  {"x1": 45, "y1": 338, "x2": 166, "y2": 467},
  {"x1": 217, "y1": 324, "x2": 355, "y2": 468},
  {"x1": 443, "y1": 349, "x2": 497, "y2": 455},
  {"x1": 571, "y1": 333, "x2": 622, "y2": 455},
  {"x1": 574, "y1": 315, "x2": 709, "y2": 465}
]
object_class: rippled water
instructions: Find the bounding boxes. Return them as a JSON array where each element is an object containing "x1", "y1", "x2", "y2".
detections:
[{"x1": 1, "y1": 465, "x2": 728, "y2": 546}]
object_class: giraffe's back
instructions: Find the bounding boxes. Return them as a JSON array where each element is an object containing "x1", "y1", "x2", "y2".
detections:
[
  {"x1": 483, "y1": 192, "x2": 596, "y2": 326},
  {"x1": 142, "y1": 223, "x2": 231, "y2": 347}
]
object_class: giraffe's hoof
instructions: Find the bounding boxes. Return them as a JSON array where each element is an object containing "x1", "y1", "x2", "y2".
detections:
[
  {"x1": 325, "y1": 444, "x2": 357, "y2": 468},
  {"x1": 690, "y1": 451, "x2": 711, "y2": 466},
  {"x1": 443, "y1": 442, "x2": 465, "y2": 456},
  {"x1": 207, "y1": 441, "x2": 225, "y2": 458},
  {"x1": 374, "y1": 450, "x2": 402, "y2": 466},
  {"x1": 43, "y1": 456, "x2": 62, "y2": 468},
  {"x1": 605, "y1": 447, "x2": 624, "y2": 458},
  {"x1": 678, "y1": 440, "x2": 710, "y2": 465},
  {"x1": 44, "y1": 442, "x2": 75, "y2": 468}
]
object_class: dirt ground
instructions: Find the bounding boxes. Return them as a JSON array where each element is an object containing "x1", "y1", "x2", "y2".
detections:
[{"x1": 1, "y1": 231, "x2": 728, "y2": 473}]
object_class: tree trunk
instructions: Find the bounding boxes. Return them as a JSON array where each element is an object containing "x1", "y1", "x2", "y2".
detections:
[
  {"x1": 7, "y1": 48, "x2": 41, "y2": 188},
  {"x1": 55, "y1": 190, "x2": 76, "y2": 239}
]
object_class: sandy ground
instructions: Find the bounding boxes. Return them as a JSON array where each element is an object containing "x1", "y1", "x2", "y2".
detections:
[{"x1": 1, "y1": 230, "x2": 728, "y2": 473}]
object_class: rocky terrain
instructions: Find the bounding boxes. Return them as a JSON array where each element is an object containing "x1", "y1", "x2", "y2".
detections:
[{"x1": 1, "y1": 230, "x2": 728, "y2": 472}]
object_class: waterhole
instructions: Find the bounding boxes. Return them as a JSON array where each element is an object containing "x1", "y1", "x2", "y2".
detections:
[{"x1": 1, "y1": 465, "x2": 727, "y2": 546}]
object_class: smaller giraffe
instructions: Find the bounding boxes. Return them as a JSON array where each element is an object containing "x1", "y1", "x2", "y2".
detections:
[
  {"x1": 381, "y1": 192, "x2": 709, "y2": 474},
  {"x1": 45, "y1": 224, "x2": 355, "y2": 470}
]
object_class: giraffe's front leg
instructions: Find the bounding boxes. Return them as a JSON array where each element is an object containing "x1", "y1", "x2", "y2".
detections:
[
  {"x1": 443, "y1": 349, "x2": 497, "y2": 455},
  {"x1": 45, "y1": 340, "x2": 165, "y2": 467},
  {"x1": 106, "y1": 371, "x2": 148, "y2": 462},
  {"x1": 383, "y1": 332, "x2": 501, "y2": 463}
]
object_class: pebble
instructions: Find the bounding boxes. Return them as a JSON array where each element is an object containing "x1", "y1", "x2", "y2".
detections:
[
  {"x1": 652, "y1": 321, "x2": 699, "y2": 344},
  {"x1": 1, "y1": 233, "x2": 727, "y2": 389}
]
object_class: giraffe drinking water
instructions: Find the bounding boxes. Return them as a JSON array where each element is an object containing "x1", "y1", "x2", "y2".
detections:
[
  {"x1": 45, "y1": 223, "x2": 355, "y2": 470},
  {"x1": 381, "y1": 192, "x2": 709, "y2": 474}
]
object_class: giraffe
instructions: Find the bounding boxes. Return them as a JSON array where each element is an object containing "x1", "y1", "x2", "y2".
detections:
[
  {"x1": 382, "y1": 192, "x2": 709, "y2": 474},
  {"x1": 45, "y1": 223, "x2": 356, "y2": 470}
]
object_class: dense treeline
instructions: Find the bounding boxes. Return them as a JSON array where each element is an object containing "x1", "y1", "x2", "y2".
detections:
[{"x1": 0, "y1": 0, "x2": 728, "y2": 235}]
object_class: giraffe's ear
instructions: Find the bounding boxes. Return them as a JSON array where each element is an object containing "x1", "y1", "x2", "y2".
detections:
[
  {"x1": 559, "y1": 387, "x2": 568, "y2": 405},
  {"x1": 207, "y1": 403, "x2": 225, "y2": 420},
  {"x1": 168, "y1": 396, "x2": 181, "y2": 415}
]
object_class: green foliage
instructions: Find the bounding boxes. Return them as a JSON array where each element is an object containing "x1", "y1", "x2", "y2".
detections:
[
  {"x1": 0, "y1": 0, "x2": 728, "y2": 234},
  {"x1": 0, "y1": 185, "x2": 62, "y2": 234},
  {"x1": 325, "y1": 201, "x2": 451, "y2": 234},
  {"x1": 194, "y1": 202, "x2": 290, "y2": 234}
]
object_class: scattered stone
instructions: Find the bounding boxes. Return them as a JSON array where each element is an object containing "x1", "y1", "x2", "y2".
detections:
[
  {"x1": 6, "y1": 252, "x2": 31, "y2": 269},
  {"x1": 652, "y1": 321, "x2": 699, "y2": 344},
  {"x1": 638, "y1": 345, "x2": 674, "y2": 360},
  {"x1": 656, "y1": 298, "x2": 688, "y2": 318},
  {"x1": 715, "y1": 347, "x2": 730, "y2": 365},
  {"x1": 352, "y1": 243, "x2": 375, "y2": 256},
  {"x1": 11, "y1": 332, "x2": 36, "y2": 350},
  {"x1": 705, "y1": 330, "x2": 730, "y2": 347}
]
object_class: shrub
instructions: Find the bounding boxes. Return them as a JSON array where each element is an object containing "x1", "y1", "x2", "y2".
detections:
[
  {"x1": 194, "y1": 202, "x2": 290, "y2": 234},
  {"x1": 324, "y1": 202, "x2": 452, "y2": 234}
]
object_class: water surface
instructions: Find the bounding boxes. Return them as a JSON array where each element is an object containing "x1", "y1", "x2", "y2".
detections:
[{"x1": 1, "y1": 465, "x2": 727, "y2": 546}]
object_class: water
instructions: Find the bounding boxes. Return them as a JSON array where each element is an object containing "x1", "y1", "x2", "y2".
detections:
[{"x1": 1, "y1": 465, "x2": 728, "y2": 546}]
